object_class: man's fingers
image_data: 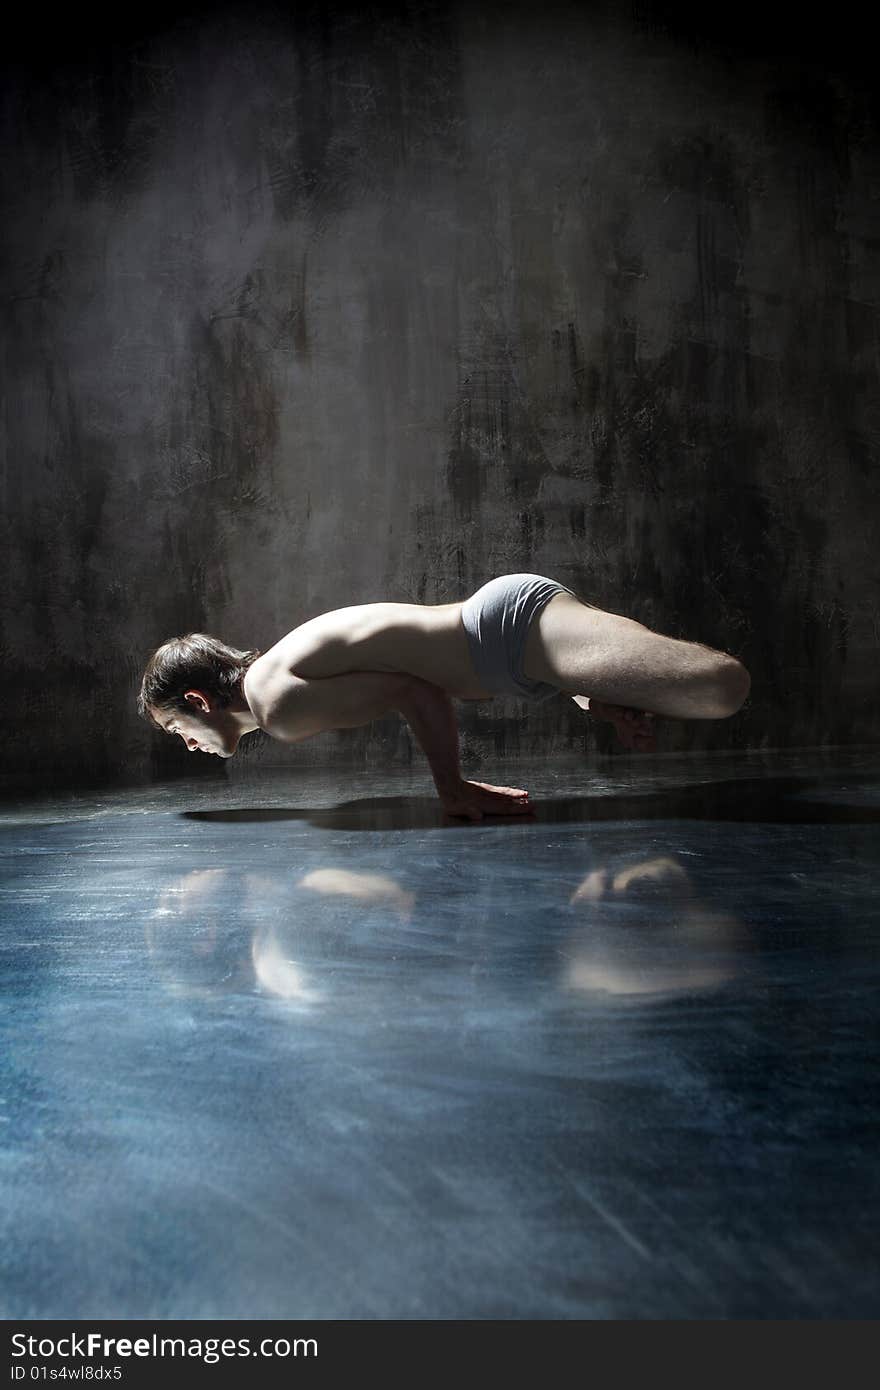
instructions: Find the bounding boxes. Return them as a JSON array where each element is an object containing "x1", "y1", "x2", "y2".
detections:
[
  {"x1": 449, "y1": 781, "x2": 533, "y2": 820},
  {"x1": 473, "y1": 781, "x2": 529, "y2": 796}
]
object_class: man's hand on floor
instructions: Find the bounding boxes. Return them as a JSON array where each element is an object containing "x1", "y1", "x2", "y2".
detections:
[{"x1": 440, "y1": 779, "x2": 533, "y2": 823}]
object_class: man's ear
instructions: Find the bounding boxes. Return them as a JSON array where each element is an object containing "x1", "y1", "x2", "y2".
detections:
[{"x1": 183, "y1": 689, "x2": 211, "y2": 712}]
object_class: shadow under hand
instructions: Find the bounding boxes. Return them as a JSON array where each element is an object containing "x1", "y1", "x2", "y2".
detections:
[
  {"x1": 179, "y1": 774, "x2": 879, "y2": 832},
  {"x1": 184, "y1": 797, "x2": 536, "y2": 831}
]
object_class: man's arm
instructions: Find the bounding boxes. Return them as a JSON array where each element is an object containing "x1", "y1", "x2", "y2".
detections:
[
  {"x1": 259, "y1": 668, "x2": 531, "y2": 821},
  {"x1": 393, "y1": 679, "x2": 532, "y2": 820},
  {"x1": 393, "y1": 676, "x2": 463, "y2": 800},
  {"x1": 258, "y1": 669, "x2": 413, "y2": 741},
  {"x1": 259, "y1": 669, "x2": 461, "y2": 790}
]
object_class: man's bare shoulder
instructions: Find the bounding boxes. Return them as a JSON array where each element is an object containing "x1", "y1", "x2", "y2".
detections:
[
  {"x1": 245, "y1": 660, "x2": 411, "y2": 743},
  {"x1": 242, "y1": 606, "x2": 368, "y2": 725},
  {"x1": 242, "y1": 650, "x2": 296, "y2": 729},
  {"x1": 251, "y1": 606, "x2": 386, "y2": 691}
]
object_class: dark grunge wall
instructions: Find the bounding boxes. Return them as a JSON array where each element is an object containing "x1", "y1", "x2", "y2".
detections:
[{"x1": 2, "y1": 1, "x2": 878, "y2": 789}]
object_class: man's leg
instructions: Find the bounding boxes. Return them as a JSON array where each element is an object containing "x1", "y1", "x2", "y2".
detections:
[{"x1": 523, "y1": 594, "x2": 750, "y2": 721}]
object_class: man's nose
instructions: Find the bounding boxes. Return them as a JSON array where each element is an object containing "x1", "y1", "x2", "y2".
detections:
[{"x1": 186, "y1": 738, "x2": 199, "y2": 751}]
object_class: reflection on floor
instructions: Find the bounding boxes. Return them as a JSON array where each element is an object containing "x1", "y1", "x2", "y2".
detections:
[{"x1": 2, "y1": 749, "x2": 879, "y2": 1318}]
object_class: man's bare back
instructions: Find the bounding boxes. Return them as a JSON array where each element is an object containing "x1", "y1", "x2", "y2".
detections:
[{"x1": 260, "y1": 600, "x2": 492, "y2": 700}]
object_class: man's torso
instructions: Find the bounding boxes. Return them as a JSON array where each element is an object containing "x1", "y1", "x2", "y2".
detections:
[{"x1": 250, "y1": 600, "x2": 492, "y2": 703}]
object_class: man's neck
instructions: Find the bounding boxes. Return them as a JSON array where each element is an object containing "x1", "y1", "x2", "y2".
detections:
[{"x1": 230, "y1": 685, "x2": 261, "y2": 735}]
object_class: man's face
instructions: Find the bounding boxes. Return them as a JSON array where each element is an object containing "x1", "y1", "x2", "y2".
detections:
[{"x1": 153, "y1": 691, "x2": 241, "y2": 759}]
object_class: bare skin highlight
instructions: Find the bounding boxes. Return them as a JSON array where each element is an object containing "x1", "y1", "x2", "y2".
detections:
[{"x1": 138, "y1": 580, "x2": 750, "y2": 822}]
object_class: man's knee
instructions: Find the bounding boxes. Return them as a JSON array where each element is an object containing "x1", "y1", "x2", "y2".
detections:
[{"x1": 712, "y1": 656, "x2": 750, "y2": 717}]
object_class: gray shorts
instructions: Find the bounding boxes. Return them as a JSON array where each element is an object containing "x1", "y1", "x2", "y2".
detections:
[{"x1": 460, "y1": 573, "x2": 577, "y2": 702}]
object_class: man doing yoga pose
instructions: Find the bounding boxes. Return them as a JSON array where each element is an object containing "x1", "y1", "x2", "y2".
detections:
[{"x1": 137, "y1": 573, "x2": 750, "y2": 822}]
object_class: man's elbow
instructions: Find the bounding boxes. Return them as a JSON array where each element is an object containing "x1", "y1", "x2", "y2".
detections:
[
  {"x1": 261, "y1": 714, "x2": 315, "y2": 744},
  {"x1": 357, "y1": 673, "x2": 414, "y2": 726},
  {"x1": 389, "y1": 673, "x2": 420, "y2": 709},
  {"x1": 392, "y1": 674, "x2": 450, "y2": 723},
  {"x1": 260, "y1": 692, "x2": 320, "y2": 743}
]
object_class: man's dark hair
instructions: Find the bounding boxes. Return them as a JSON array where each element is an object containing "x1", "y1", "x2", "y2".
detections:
[{"x1": 137, "y1": 634, "x2": 261, "y2": 729}]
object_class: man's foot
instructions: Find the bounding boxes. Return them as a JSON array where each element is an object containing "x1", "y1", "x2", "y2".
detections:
[{"x1": 573, "y1": 696, "x2": 657, "y2": 752}]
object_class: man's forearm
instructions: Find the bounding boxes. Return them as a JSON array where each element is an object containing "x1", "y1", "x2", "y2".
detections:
[{"x1": 394, "y1": 677, "x2": 463, "y2": 797}]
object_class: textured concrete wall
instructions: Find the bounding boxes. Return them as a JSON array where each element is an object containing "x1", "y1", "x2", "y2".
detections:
[{"x1": 3, "y1": 2, "x2": 879, "y2": 789}]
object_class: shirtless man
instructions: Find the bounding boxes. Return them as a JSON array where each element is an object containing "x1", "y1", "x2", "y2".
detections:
[{"x1": 137, "y1": 573, "x2": 750, "y2": 822}]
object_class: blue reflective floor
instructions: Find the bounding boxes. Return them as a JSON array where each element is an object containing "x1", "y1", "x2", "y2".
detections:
[{"x1": 2, "y1": 750, "x2": 879, "y2": 1319}]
